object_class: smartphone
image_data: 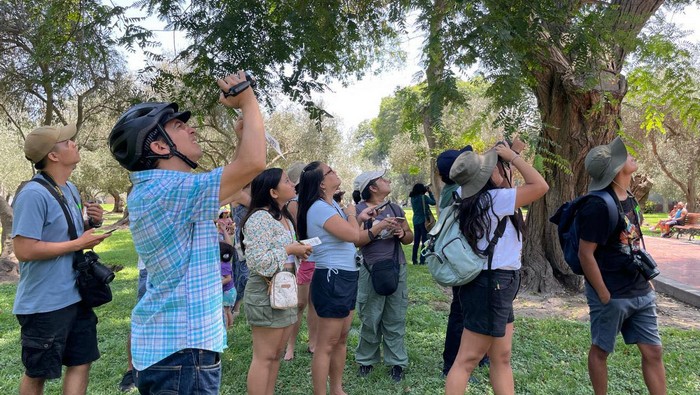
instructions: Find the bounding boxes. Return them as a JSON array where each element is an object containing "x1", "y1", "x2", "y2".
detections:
[
  {"x1": 98, "y1": 228, "x2": 117, "y2": 235},
  {"x1": 373, "y1": 201, "x2": 391, "y2": 213},
  {"x1": 395, "y1": 217, "x2": 405, "y2": 223}
]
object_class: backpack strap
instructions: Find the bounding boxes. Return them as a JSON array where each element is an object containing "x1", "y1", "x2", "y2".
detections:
[
  {"x1": 486, "y1": 215, "x2": 510, "y2": 333},
  {"x1": 588, "y1": 190, "x2": 619, "y2": 240}
]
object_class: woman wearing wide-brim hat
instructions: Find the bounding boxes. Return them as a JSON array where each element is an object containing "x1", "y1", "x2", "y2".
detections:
[{"x1": 444, "y1": 138, "x2": 548, "y2": 395}]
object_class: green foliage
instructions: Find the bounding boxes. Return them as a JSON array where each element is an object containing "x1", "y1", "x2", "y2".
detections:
[
  {"x1": 644, "y1": 200, "x2": 658, "y2": 214},
  {"x1": 139, "y1": 0, "x2": 407, "y2": 117}
]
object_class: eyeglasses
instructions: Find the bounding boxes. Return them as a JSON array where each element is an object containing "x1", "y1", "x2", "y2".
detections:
[{"x1": 324, "y1": 167, "x2": 335, "y2": 177}]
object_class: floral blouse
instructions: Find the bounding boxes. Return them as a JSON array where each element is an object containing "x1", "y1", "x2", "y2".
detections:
[{"x1": 242, "y1": 210, "x2": 295, "y2": 277}]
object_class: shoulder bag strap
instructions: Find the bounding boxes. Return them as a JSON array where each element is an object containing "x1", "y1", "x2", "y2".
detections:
[{"x1": 31, "y1": 178, "x2": 84, "y2": 269}]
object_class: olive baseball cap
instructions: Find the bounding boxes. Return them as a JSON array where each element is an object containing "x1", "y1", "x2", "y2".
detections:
[
  {"x1": 585, "y1": 137, "x2": 627, "y2": 192},
  {"x1": 24, "y1": 124, "x2": 78, "y2": 164},
  {"x1": 449, "y1": 149, "x2": 498, "y2": 198}
]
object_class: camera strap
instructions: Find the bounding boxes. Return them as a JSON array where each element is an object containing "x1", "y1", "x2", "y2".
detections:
[{"x1": 31, "y1": 177, "x2": 86, "y2": 269}]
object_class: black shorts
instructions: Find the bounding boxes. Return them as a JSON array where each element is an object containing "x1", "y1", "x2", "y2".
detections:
[
  {"x1": 16, "y1": 302, "x2": 100, "y2": 379},
  {"x1": 311, "y1": 268, "x2": 359, "y2": 319},
  {"x1": 456, "y1": 270, "x2": 520, "y2": 337}
]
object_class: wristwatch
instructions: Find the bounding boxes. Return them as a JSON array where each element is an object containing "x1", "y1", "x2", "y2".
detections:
[{"x1": 88, "y1": 217, "x2": 102, "y2": 228}]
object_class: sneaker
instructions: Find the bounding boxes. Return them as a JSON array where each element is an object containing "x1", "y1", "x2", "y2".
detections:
[
  {"x1": 118, "y1": 370, "x2": 135, "y2": 392},
  {"x1": 389, "y1": 365, "x2": 404, "y2": 382},
  {"x1": 358, "y1": 364, "x2": 374, "y2": 377}
]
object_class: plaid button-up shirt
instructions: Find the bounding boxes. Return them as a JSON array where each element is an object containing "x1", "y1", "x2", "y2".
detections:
[{"x1": 128, "y1": 168, "x2": 225, "y2": 370}]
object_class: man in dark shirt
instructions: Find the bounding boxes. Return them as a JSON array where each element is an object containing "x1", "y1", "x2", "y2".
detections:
[{"x1": 578, "y1": 137, "x2": 666, "y2": 395}]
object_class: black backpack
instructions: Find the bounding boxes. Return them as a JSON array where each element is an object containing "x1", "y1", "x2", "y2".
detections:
[{"x1": 549, "y1": 191, "x2": 619, "y2": 275}]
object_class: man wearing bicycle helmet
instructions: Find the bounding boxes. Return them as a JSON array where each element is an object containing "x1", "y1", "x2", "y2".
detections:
[{"x1": 109, "y1": 71, "x2": 266, "y2": 394}]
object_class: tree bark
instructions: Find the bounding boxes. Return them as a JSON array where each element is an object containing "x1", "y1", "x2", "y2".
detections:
[
  {"x1": 110, "y1": 190, "x2": 124, "y2": 213},
  {"x1": 0, "y1": 196, "x2": 14, "y2": 258},
  {"x1": 521, "y1": 70, "x2": 627, "y2": 293}
]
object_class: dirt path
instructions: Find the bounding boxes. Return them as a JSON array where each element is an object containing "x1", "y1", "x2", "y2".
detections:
[{"x1": 515, "y1": 291, "x2": 700, "y2": 331}]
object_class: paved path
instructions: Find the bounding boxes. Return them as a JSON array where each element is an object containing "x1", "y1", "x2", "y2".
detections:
[{"x1": 644, "y1": 235, "x2": 700, "y2": 307}]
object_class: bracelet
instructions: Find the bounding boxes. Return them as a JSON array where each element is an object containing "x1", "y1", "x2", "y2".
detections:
[
  {"x1": 368, "y1": 229, "x2": 376, "y2": 240},
  {"x1": 509, "y1": 154, "x2": 520, "y2": 164},
  {"x1": 88, "y1": 217, "x2": 102, "y2": 228}
]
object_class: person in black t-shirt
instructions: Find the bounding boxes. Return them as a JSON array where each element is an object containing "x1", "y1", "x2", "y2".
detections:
[{"x1": 578, "y1": 137, "x2": 666, "y2": 395}]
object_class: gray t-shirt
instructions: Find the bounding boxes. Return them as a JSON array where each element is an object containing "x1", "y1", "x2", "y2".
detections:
[
  {"x1": 306, "y1": 199, "x2": 357, "y2": 272},
  {"x1": 356, "y1": 201, "x2": 407, "y2": 266},
  {"x1": 11, "y1": 176, "x2": 83, "y2": 314}
]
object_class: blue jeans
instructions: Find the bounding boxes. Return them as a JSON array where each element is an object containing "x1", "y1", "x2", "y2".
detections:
[{"x1": 135, "y1": 349, "x2": 221, "y2": 394}]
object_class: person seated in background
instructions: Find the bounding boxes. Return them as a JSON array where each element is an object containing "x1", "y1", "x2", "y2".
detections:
[
  {"x1": 649, "y1": 203, "x2": 679, "y2": 231},
  {"x1": 658, "y1": 202, "x2": 687, "y2": 238}
]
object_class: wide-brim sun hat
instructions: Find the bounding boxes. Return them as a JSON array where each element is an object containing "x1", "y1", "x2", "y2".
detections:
[
  {"x1": 354, "y1": 169, "x2": 386, "y2": 193},
  {"x1": 585, "y1": 136, "x2": 627, "y2": 192},
  {"x1": 449, "y1": 149, "x2": 498, "y2": 198}
]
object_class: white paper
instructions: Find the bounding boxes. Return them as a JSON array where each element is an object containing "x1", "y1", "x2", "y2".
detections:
[
  {"x1": 265, "y1": 132, "x2": 284, "y2": 158},
  {"x1": 299, "y1": 237, "x2": 322, "y2": 247}
]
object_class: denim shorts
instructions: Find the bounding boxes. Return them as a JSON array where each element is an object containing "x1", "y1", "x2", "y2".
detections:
[
  {"x1": 135, "y1": 348, "x2": 221, "y2": 394},
  {"x1": 311, "y1": 268, "x2": 359, "y2": 318},
  {"x1": 585, "y1": 284, "x2": 661, "y2": 353},
  {"x1": 456, "y1": 270, "x2": 520, "y2": 337},
  {"x1": 16, "y1": 302, "x2": 100, "y2": 379}
]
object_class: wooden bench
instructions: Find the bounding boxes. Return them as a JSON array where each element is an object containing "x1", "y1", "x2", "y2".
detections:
[{"x1": 672, "y1": 213, "x2": 700, "y2": 241}]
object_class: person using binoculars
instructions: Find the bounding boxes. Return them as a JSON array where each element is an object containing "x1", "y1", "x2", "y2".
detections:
[{"x1": 108, "y1": 70, "x2": 266, "y2": 394}]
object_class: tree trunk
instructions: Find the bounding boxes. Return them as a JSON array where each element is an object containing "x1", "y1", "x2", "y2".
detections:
[
  {"x1": 0, "y1": 196, "x2": 14, "y2": 258},
  {"x1": 521, "y1": 71, "x2": 627, "y2": 293},
  {"x1": 631, "y1": 174, "x2": 653, "y2": 207},
  {"x1": 421, "y1": 0, "x2": 448, "y2": 209},
  {"x1": 110, "y1": 190, "x2": 124, "y2": 213}
]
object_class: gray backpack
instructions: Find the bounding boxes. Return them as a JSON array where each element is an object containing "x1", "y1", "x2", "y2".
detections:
[{"x1": 422, "y1": 204, "x2": 509, "y2": 287}]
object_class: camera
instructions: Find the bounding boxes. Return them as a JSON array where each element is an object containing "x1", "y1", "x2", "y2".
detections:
[
  {"x1": 76, "y1": 251, "x2": 115, "y2": 284},
  {"x1": 631, "y1": 249, "x2": 660, "y2": 281},
  {"x1": 222, "y1": 71, "x2": 257, "y2": 98}
]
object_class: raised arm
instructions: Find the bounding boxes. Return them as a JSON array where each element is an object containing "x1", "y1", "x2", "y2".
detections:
[
  {"x1": 217, "y1": 71, "x2": 267, "y2": 204},
  {"x1": 494, "y1": 139, "x2": 548, "y2": 209}
]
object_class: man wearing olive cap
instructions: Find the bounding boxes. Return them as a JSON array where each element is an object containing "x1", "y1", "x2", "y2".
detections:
[
  {"x1": 577, "y1": 137, "x2": 666, "y2": 394},
  {"x1": 12, "y1": 124, "x2": 109, "y2": 395}
]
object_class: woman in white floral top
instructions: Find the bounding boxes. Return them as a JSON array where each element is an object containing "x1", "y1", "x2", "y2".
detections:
[{"x1": 241, "y1": 168, "x2": 313, "y2": 395}]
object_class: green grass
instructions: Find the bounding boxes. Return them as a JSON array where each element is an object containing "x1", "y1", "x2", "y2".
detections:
[{"x1": 0, "y1": 223, "x2": 698, "y2": 394}]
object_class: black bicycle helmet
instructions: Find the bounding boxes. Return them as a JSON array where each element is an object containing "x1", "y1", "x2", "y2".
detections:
[{"x1": 109, "y1": 102, "x2": 197, "y2": 171}]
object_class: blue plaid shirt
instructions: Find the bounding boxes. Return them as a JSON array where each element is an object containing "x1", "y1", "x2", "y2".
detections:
[{"x1": 128, "y1": 167, "x2": 225, "y2": 370}]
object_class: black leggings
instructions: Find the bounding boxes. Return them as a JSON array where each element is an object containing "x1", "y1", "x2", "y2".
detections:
[{"x1": 412, "y1": 221, "x2": 428, "y2": 264}]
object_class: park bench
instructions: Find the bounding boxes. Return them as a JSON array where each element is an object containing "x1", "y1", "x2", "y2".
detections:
[{"x1": 672, "y1": 213, "x2": 700, "y2": 241}]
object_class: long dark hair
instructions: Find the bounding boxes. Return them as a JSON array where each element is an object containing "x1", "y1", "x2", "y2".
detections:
[
  {"x1": 240, "y1": 168, "x2": 295, "y2": 252},
  {"x1": 409, "y1": 183, "x2": 428, "y2": 197},
  {"x1": 457, "y1": 179, "x2": 499, "y2": 257},
  {"x1": 296, "y1": 161, "x2": 325, "y2": 240},
  {"x1": 457, "y1": 180, "x2": 523, "y2": 257}
]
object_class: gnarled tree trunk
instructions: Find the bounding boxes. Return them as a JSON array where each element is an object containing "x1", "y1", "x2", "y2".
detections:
[
  {"x1": 522, "y1": 70, "x2": 627, "y2": 293},
  {"x1": 110, "y1": 190, "x2": 124, "y2": 213}
]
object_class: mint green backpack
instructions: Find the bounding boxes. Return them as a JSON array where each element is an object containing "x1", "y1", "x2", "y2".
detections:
[{"x1": 422, "y1": 204, "x2": 509, "y2": 287}]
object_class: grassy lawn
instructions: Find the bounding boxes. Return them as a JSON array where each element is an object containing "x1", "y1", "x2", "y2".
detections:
[{"x1": 0, "y1": 210, "x2": 698, "y2": 393}]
